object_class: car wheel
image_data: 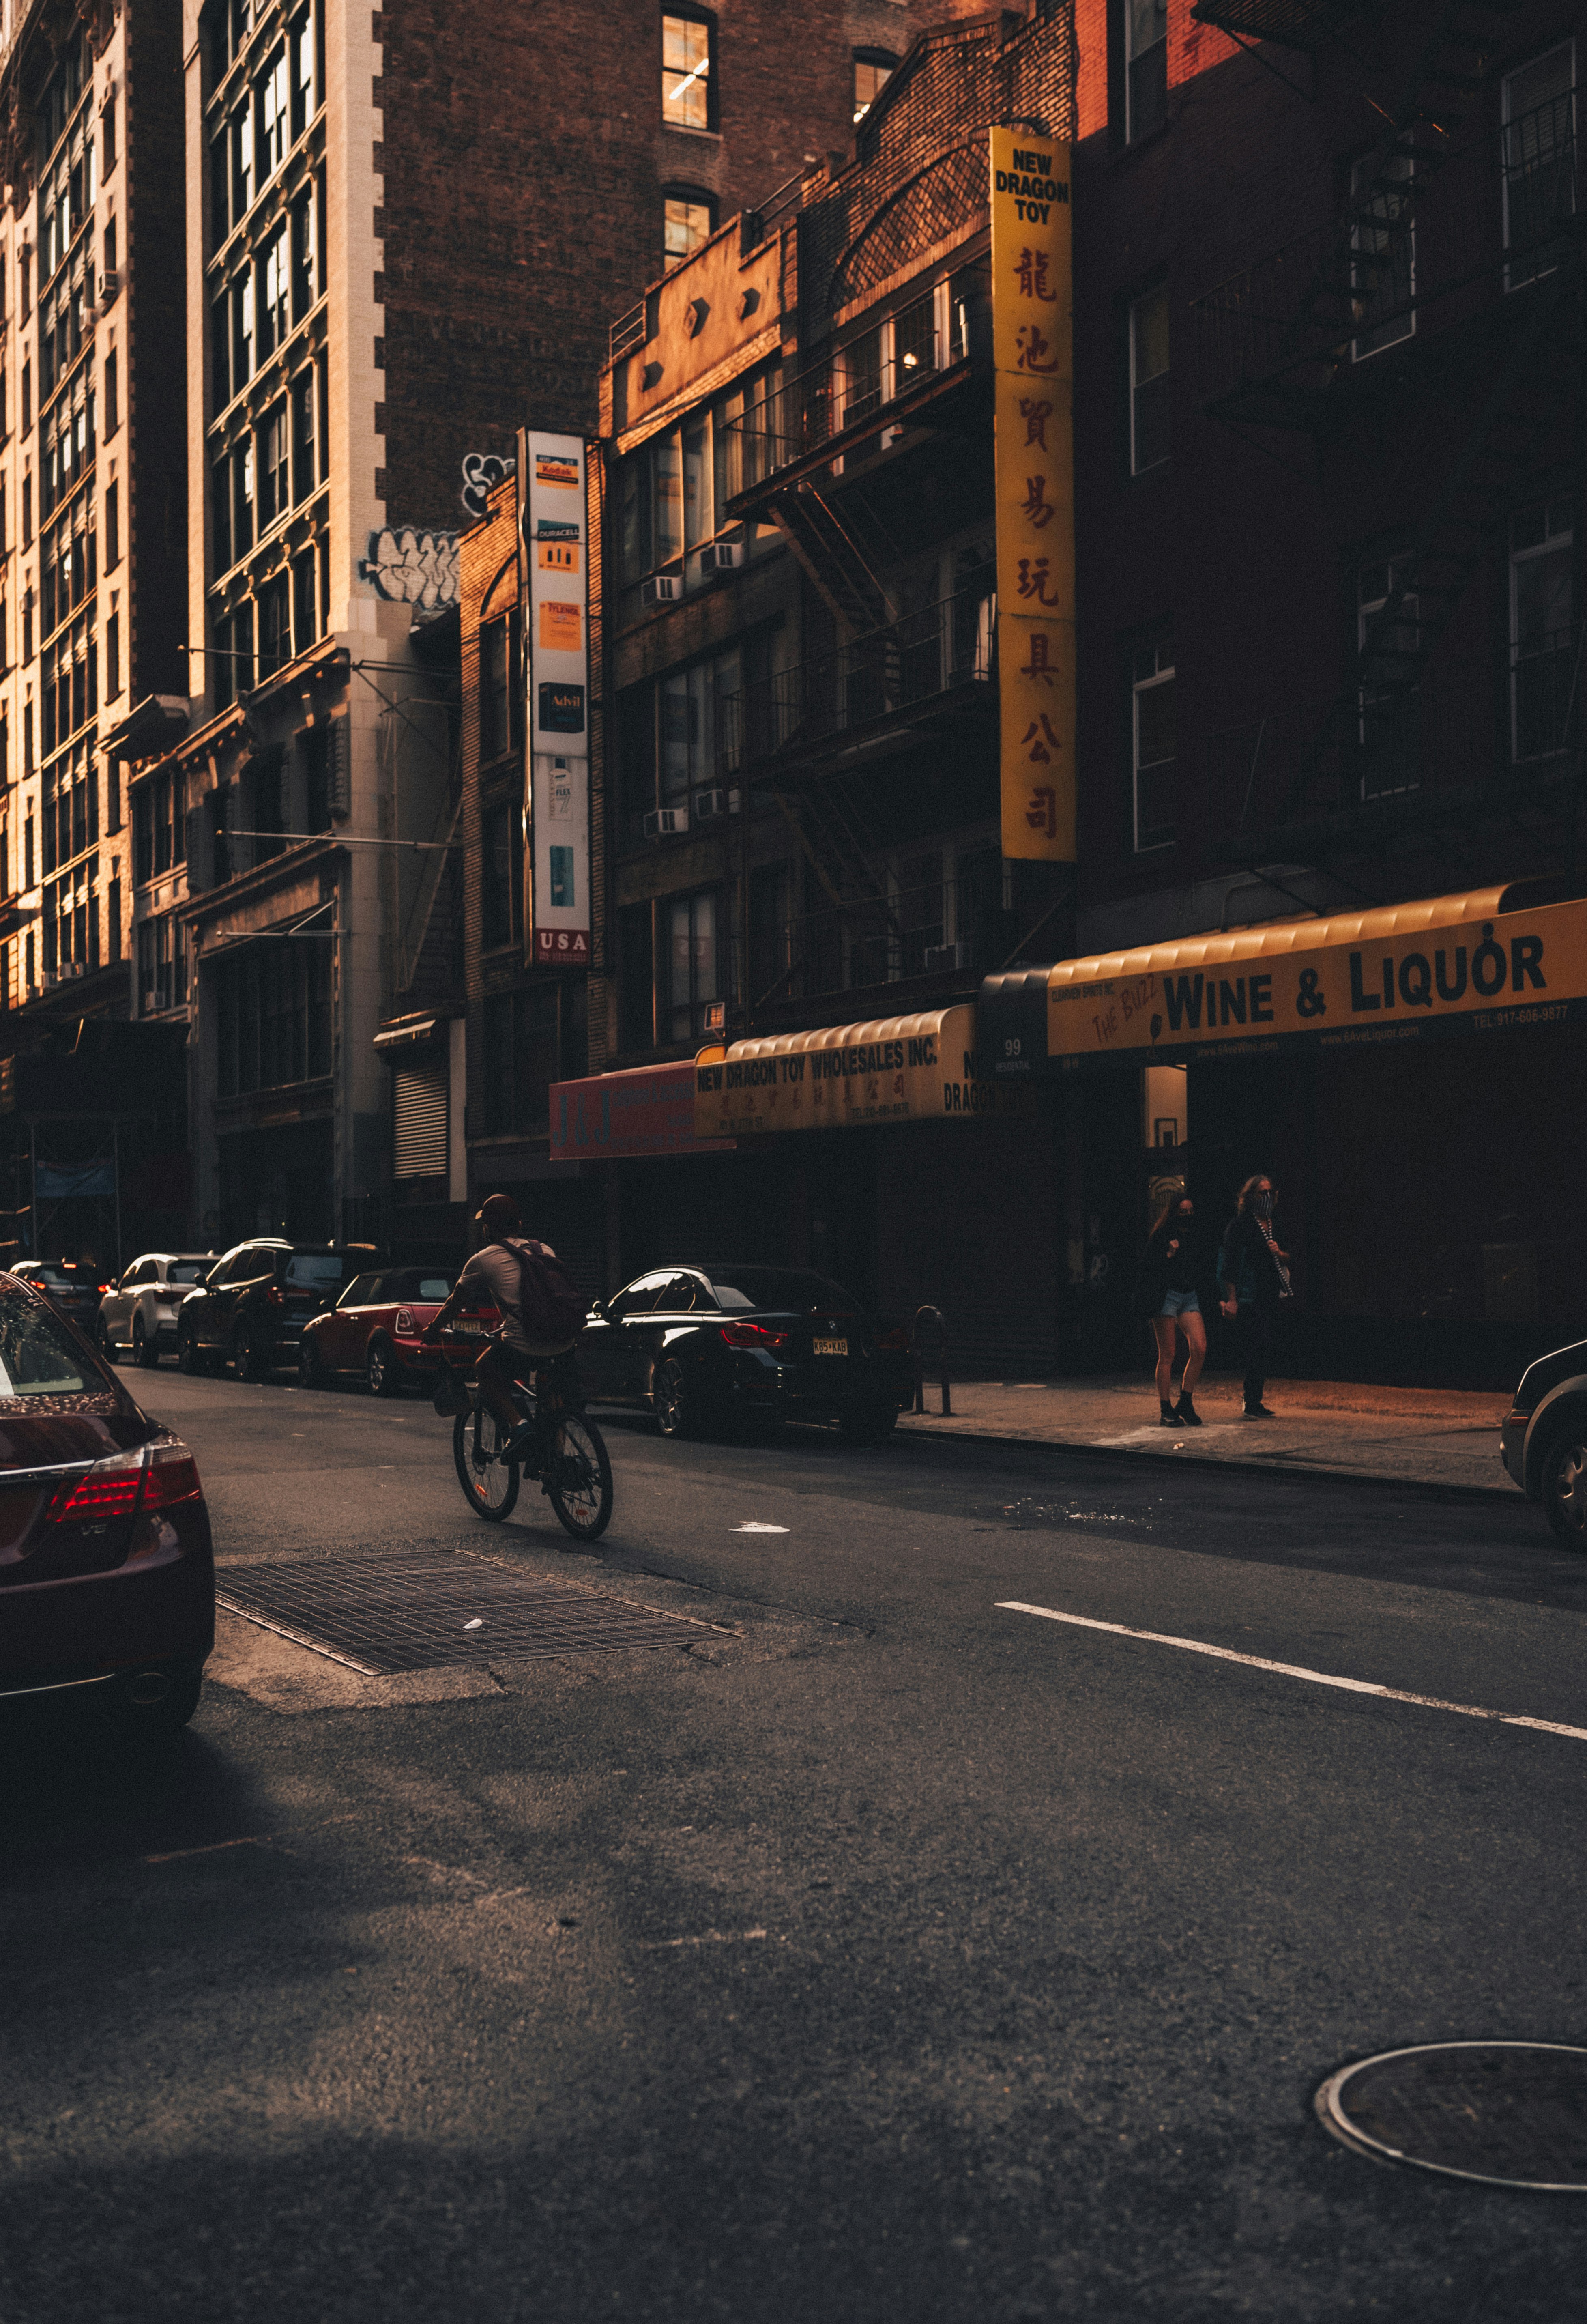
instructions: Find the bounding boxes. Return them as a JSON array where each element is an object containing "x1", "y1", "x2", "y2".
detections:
[
  {"x1": 298, "y1": 1336, "x2": 323, "y2": 1390},
  {"x1": 131, "y1": 1318, "x2": 156, "y2": 1369},
  {"x1": 366, "y1": 1337, "x2": 402, "y2": 1398},
  {"x1": 1542, "y1": 1421, "x2": 1587, "y2": 1548},
  {"x1": 98, "y1": 1319, "x2": 118, "y2": 1365},
  {"x1": 108, "y1": 1659, "x2": 204, "y2": 1737},
  {"x1": 177, "y1": 1329, "x2": 208, "y2": 1376},
  {"x1": 840, "y1": 1402, "x2": 899, "y2": 1446},
  {"x1": 654, "y1": 1357, "x2": 705, "y2": 1440},
  {"x1": 232, "y1": 1324, "x2": 265, "y2": 1382}
]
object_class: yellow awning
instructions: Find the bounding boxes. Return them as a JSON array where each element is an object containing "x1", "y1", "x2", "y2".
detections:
[
  {"x1": 1040, "y1": 884, "x2": 1587, "y2": 1061},
  {"x1": 694, "y1": 1003, "x2": 1024, "y2": 1136}
]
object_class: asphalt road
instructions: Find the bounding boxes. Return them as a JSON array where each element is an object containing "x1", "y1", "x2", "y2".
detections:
[{"x1": 4, "y1": 1361, "x2": 1587, "y2": 2322}]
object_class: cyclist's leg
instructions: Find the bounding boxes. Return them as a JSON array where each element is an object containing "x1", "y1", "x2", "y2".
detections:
[{"x1": 473, "y1": 1343, "x2": 524, "y2": 1437}]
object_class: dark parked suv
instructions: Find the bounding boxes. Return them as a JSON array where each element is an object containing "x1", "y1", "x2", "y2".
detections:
[{"x1": 177, "y1": 1241, "x2": 383, "y2": 1380}]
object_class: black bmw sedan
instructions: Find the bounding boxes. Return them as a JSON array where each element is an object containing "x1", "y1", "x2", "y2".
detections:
[{"x1": 579, "y1": 1264, "x2": 911, "y2": 1443}]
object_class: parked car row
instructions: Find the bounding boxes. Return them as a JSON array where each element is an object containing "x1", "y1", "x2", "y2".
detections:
[{"x1": 86, "y1": 1239, "x2": 914, "y2": 1443}]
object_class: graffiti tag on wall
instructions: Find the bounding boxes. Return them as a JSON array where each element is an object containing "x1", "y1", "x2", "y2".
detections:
[
  {"x1": 460, "y1": 452, "x2": 515, "y2": 521},
  {"x1": 360, "y1": 527, "x2": 460, "y2": 617}
]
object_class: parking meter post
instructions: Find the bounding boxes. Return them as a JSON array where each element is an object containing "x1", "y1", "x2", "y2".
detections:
[{"x1": 912, "y1": 1305, "x2": 949, "y2": 1417}]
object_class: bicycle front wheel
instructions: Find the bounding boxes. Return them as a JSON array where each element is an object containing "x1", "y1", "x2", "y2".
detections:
[
  {"x1": 545, "y1": 1411, "x2": 613, "y2": 1541},
  {"x1": 453, "y1": 1404, "x2": 520, "y2": 1521}
]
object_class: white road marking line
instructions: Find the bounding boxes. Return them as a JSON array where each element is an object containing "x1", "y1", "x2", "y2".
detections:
[
  {"x1": 995, "y1": 1602, "x2": 1587, "y2": 1743},
  {"x1": 734, "y1": 1523, "x2": 788, "y2": 1533}
]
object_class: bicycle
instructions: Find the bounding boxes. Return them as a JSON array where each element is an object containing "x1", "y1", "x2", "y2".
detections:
[{"x1": 451, "y1": 1367, "x2": 613, "y2": 1541}]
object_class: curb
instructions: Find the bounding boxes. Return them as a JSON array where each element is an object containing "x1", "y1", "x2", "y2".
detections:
[{"x1": 893, "y1": 1418, "x2": 1522, "y2": 1504}]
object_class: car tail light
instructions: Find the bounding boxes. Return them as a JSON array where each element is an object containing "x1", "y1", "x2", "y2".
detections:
[
  {"x1": 722, "y1": 1319, "x2": 792, "y2": 1352},
  {"x1": 266, "y1": 1283, "x2": 286, "y2": 1308},
  {"x1": 47, "y1": 1440, "x2": 203, "y2": 1523}
]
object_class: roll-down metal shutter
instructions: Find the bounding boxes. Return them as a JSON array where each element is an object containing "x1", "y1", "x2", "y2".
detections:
[{"x1": 393, "y1": 1056, "x2": 448, "y2": 1178}]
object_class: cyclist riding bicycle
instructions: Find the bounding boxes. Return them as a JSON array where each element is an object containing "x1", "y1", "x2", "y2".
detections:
[{"x1": 421, "y1": 1191, "x2": 581, "y2": 1469}]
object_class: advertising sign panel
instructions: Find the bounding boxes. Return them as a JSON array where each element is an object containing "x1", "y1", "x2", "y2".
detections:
[
  {"x1": 521, "y1": 430, "x2": 591, "y2": 966},
  {"x1": 694, "y1": 1006, "x2": 1030, "y2": 1140},
  {"x1": 990, "y1": 125, "x2": 1076, "y2": 864}
]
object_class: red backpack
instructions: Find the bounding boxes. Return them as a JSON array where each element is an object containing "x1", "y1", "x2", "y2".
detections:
[{"x1": 496, "y1": 1238, "x2": 587, "y2": 1343}]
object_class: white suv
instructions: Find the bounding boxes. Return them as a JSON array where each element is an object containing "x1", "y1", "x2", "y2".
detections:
[{"x1": 98, "y1": 1253, "x2": 217, "y2": 1369}]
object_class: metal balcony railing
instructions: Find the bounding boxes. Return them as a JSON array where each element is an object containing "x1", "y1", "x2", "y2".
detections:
[
  {"x1": 722, "y1": 281, "x2": 980, "y2": 487},
  {"x1": 753, "y1": 868, "x2": 1006, "y2": 1008},
  {"x1": 1192, "y1": 88, "x2": 1578, "y2": 409},
  {"x1": 1204, "y1": 635, "x2": 1582, "y2": 836},
  {"x1": 716, "y1": 581, "x2": 995, "y2": 774}
]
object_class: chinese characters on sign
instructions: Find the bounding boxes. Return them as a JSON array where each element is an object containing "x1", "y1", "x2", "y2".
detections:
[
  {"x1": 990, "y1": 126, "x2": 1075, "y2": 862},
  {"x1": 518, "y1": 429, "x2": 592, "y2": 966}
]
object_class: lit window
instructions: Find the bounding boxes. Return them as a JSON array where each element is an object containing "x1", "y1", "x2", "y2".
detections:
[
  {"x1": 258, "y1": 45, "x2": 289, "y2": 180},
  {"x1": 1128, "y1": 284, "x2": 1169, "y2": 473},
  {"x1": 664, "y1": 193, "x2": 714, "y2": 269},
  {"x1": 661, "y1": 14, "x2": 711, "y2": 130},
  {"x1": 853, "y1": 52, "x2": 895, "y2": 123},
  {"x1": 665, "y1": 889, "x2": 720, "y2": 1041}
]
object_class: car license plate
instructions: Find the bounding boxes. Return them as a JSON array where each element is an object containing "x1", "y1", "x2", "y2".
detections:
[
  {"x1": 813, "y1": 1337, "x2": 848, "y2": 1357},
  {"x1": 455, "y1": 1320, "x2": 485, "y2": 1337}
]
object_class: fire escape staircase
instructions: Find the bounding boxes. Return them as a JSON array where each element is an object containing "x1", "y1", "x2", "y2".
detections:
[
  {"x1": 763, "y1": 479, "x2": 896, "y2": 632},
  {"x1": 1202, "y1": 0, "x2": 1524, "y2": 431}
]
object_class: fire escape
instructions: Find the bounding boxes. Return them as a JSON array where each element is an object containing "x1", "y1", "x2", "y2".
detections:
[
  {"x1": 1190, "y1": 0, "x2": 1585, "y2": 862},
  {"x1": 721, "y1": 283, "x2": 996, "y2": 992}
]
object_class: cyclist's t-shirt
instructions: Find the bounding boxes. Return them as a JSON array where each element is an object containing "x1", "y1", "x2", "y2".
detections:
[{"x1": 457, "y1": 1238, "x2": 575, "y2": 1359}]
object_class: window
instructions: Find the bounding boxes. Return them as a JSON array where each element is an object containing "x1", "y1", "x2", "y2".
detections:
[
  {"x1": 479, "y1": 613, "x2": 519, "y2": 762},
  {"x1": 482, "y1": 985, "x2": 564, "y2": 1135},
  {"x1": 292, "y1": 548, "x2": 319, "y2": 656},
  {"x1": 257, "y1": 573, "x2": 291, "y2": 679},
  {"x1": 230, "y1": 103, "x2": 252, "y2": 224},
  {"x1": 104, "y1": 346, "x2": 118, "y2": 433},
  {"x1": 619, "y1": 902, "x2": 654, "y2": 1049},
  {"x1": 1351, "y1": 152, "x2": 1414, "y2": 358},
  {"x1": 290, "y1": 12, "x2": 316, "y2": 138},
  {"x1": 853, "y1": 50, "x2": 896, "y2": 123},
  {"x1": 101, "y1": 92, "x2": 116, "y2": 172},
  {"x1": 661, "y1": 13, "x2": 713, "y2": 129},
  {"x1": 258, "y1": 402, "x2": 289, "y2": 526},
  {"x1": 21, "y1": 475, "x2": 30, "y2": 547},
  {"x1": 1126, "y1": 0, "x2": 1168, "y2": 142},
  {"x1": 664, "y1": 889, "x2": 722, "y2": 1040},
  {"x1": 659, "y1": 648, "x2": 739, "y2": 806},
  {"x1": 260, "y1": 224, "x2": 289, "y2": 358},
  {"x1": 258, "y1": 45, "x2": 289, "y2": 181},
  {"x1": 136, "y1": 911, "x2": 185, "y2": 1013},
  {"x1": 1129, "y1": 284, "x2": 1169, "y2": 473},
  {"x1": 292, "y1": 364, "x2": 320, "y2": 502},
  {"x1": 481, "y1": 799, "x2": 522, "y2": 949},
  {"x1": 1510, "y1": 495, "x2": 1574, "y2": 763},
  {"x1": 1503, "y1": 44, "x2": 1577, "y2": 289},
  {"x1": 1356, "y1": 554, "x2": 1419, "y2": 788},
  {"x1": 20, "y1": 361, "x2": 29, "y2": 431},
  {"x1": 107, "y1": 608, "x2": 120, "y2": 698},
  {"x1": 664, "y1": 191, "x2": 715, "y2": 269},
  {"x1": 214, "y1": 938, "x2": 332, "y2": 1096},
  {"x1": 291, "y1": 189, "x2": 318, "y2": 319},
  {"x1": 105, "y1": 477, "x2": 119, "y2": 566},
  {"x1": 1131, "y1": 635, "x2": 1175, "y2": 851},
  {"x1": 231, "y1": 267, "x2": 255, "y2": 388}
]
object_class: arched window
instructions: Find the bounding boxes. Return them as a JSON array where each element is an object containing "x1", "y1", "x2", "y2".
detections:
[{"x1": 663, "y1": 186, "x2": 716, "y2": 270}]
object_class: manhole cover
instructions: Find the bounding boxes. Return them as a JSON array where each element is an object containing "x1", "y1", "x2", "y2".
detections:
[
  {"x1": 1316, "y1": 2043, "x2": 1587, "y2": 2190},
  {"x1": 217, "y1": 1550, "x2": 715, "y2": 1675}
]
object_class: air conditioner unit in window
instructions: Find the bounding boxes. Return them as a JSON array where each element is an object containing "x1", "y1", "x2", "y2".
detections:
[
  {"x1": 98, "y1": 270, "x2": 121, "y2": 308},
  {"x1": 692, "y1": 787, "x2": 738, "y2": 821},
  {"x1": 922, "y1": 941, "x2": 970, "y2": 973},
  {"x1": 642, "y1": 806, "x2": 689, "y2": 840},
  {"x1": 699, "y1": 542, "x2": 742, "y2": 574},
  {"x1": 142, "y1": 990, "x2": 160, "y2": 1015},
  {"x1": 640, "y1": 574, "x2": 681, "y2": 606}
]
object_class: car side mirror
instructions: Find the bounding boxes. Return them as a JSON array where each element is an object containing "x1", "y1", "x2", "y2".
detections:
[{"x1": 588, "y1": 1299, "x2": 610, "y2": 1324}]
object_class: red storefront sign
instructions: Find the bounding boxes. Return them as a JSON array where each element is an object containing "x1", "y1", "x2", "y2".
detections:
[{"x1": 549, "y1": 1061, "x2": 734, "y2": 1162}]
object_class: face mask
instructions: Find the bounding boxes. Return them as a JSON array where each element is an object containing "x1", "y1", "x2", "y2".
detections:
[{"x1": 1253, "y1": 1191, "x2": 1274, "y2": 1220}]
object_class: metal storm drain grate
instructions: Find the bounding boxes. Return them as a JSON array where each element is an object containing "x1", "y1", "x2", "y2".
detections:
[
  {"x1": 217, "y1": 1550, "x2": 710, "y2": 1676},
  {"x1": 1316, "y1": 2043, "x2": 1587, "y2": 2191}
]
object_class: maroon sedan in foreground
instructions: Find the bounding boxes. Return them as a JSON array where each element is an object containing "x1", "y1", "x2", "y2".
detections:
[{"x1": 0, "y1": 1272, "x2": 214, "y2": 1733}]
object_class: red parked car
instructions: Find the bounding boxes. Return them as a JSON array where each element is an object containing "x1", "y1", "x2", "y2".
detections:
[
  {"x1": 0, "y1": 1271, "x2": 214, "y2": 1733},
  {"x1": 296, "y1": 1264, "x2": 460, "y2": 1395}
]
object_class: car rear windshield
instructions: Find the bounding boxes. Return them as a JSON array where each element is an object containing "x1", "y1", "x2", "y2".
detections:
[
  {"x1": 383, "y1": 1269, "x2": 456, "y2": 1301},
  {"x1": 0, "y1": 1287, "x2": 95, "y2": 1395},
  {"x1": 168, "y1": 1261, "x2": 208, "y2": 1284},
  {"x1": 284, "y1": 1254, "x2": 352, "y2": 1289},
  {"x1": 34, "y1": 1263, "x2": 86, "y2": 1286},
  {"x1": 708, "y1": 1269, "x2": 857, "y2": 1314}
]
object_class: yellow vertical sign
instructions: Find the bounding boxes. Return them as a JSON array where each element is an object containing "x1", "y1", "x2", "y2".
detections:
[{"x1": 990, "y1": 126, "x2": 1075, "y2": 862}]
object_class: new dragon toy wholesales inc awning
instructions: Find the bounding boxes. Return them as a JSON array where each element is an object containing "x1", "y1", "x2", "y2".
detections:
[
  {"x1": 694, "y1": 1004, "x2": 1029, "y2": 1139},
  {"x1": 979, "y1": 882, "x2": 1587, "y2": 1077}
]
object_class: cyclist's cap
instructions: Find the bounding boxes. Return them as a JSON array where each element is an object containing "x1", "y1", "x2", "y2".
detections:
[{"x1": 476, "y1": 1192, "x2": 520, "y2": 1234}]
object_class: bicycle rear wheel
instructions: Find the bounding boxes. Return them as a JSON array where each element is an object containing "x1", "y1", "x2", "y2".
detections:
[
  {"x1": 545, "y1": 1411, "x2": 613, "y2": 1541},
  {"x1": 453, "y1": 1403, "x2": 520, "y2": 1521}
]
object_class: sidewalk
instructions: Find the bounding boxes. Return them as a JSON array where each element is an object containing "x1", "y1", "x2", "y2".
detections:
[{"x1": 896, "y1": 1372, "x2": 1519, "y2": 1496}]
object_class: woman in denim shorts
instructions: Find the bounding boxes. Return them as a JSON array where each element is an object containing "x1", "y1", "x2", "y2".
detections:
[{"x1": 1136, "y1": 1193, "x2": 1206, "y2": 1428}]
